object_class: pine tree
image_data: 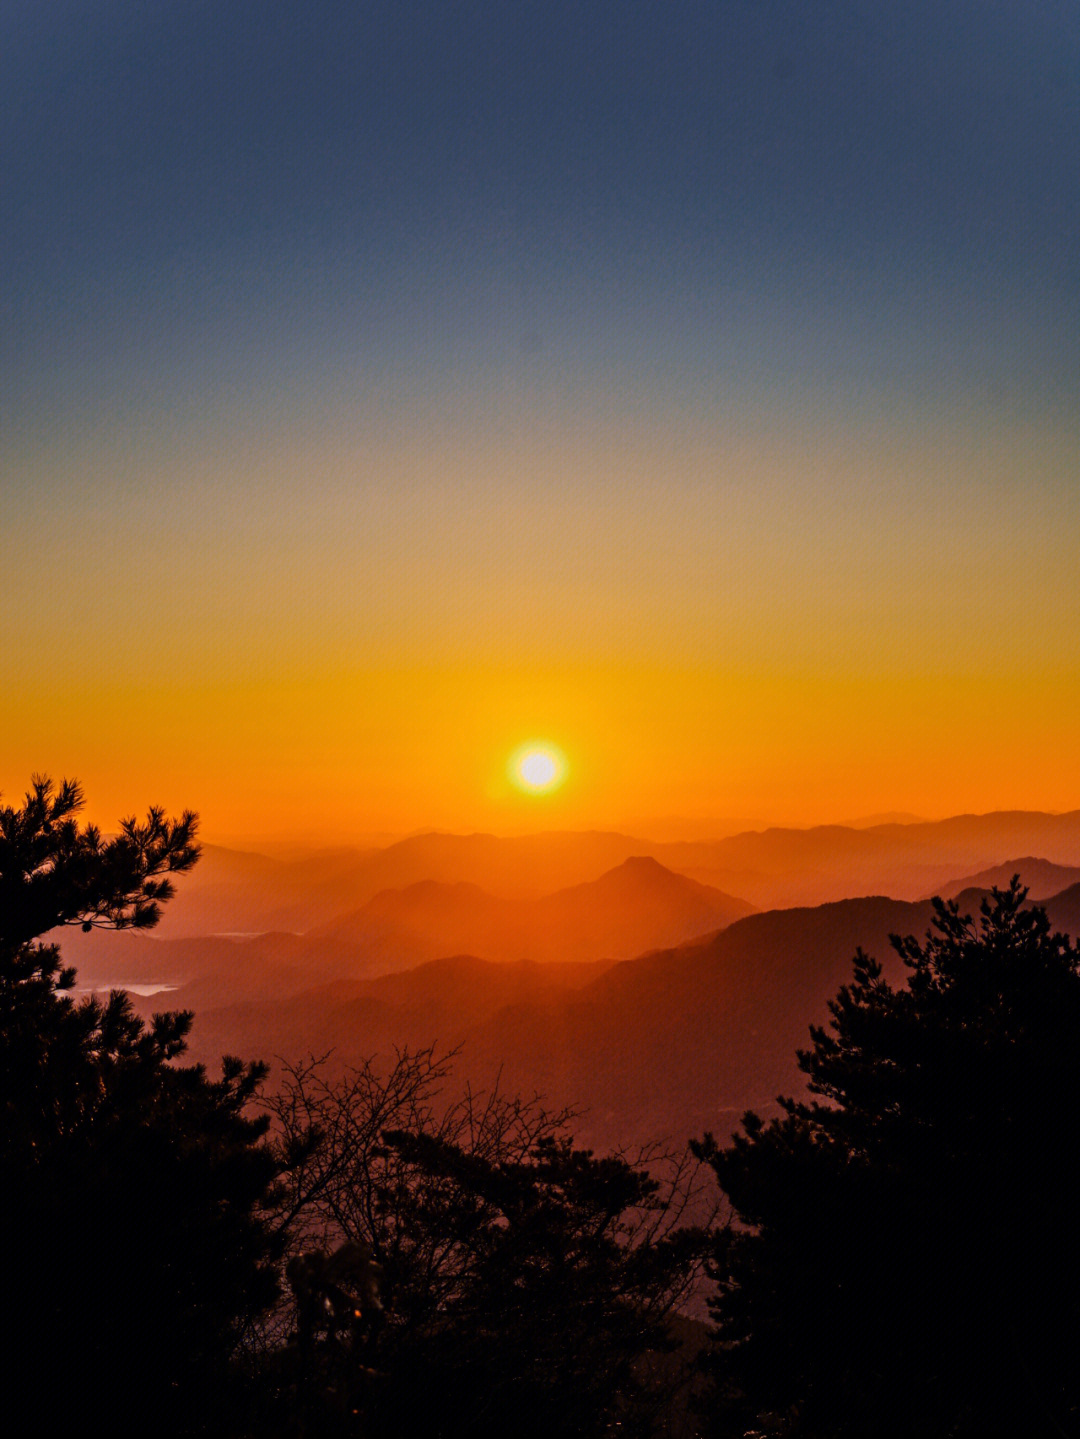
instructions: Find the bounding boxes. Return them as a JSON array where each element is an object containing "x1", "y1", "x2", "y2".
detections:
[
  {"x1": 0, "y1": 776, "x2": 282, "y2": 1436},
  {"x1": 694, "y1": 879, "x2": 1080, "y2": 1438}
]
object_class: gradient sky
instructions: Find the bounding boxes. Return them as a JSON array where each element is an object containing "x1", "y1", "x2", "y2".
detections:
[{"x1": 2, "y1": 2, "x2": 1078, "y2": 841}]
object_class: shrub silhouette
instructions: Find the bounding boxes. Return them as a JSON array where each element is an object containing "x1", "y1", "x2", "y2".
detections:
[
  {"x1": 263, "y1": 1046, "x2": 714, "y2": 1438},
  {"x1": 0, "y1": 777, "x2": 282, "y2": 1436},
  {"x1": 694, "y1": 879, "x2": 1080, "y2": 1438}
]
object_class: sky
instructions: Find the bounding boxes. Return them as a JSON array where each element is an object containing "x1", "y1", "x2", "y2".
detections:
[{"x1": 2, "y1": 1, "x2": 1078, "y2": 842}]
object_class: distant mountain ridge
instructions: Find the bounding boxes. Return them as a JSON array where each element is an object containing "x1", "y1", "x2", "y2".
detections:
[
  {"x1": 929, "y1": 857, "x2": 1080, "y2": 901},
  {"x1": 168, "y1": 893, "x2": 939, "y2": 1151},
  {"x1": 126, "y1": 878, "x2": 1080, "y2": 1154},
  {"x1": 150, "y1": 831, "x2": 658, "y2": 937},
  {"x1": 314, "y1": 856, "x2": 755, "y2": 965},
  {"x1": 147, "y1": 810, "x2": 1080, "y2": 937},
  {"x1": 660, "y1": 810, "x2": 1080, "y2": 908},
  {"x1": 61, "y1": 857, "x2": 753, "y2": 1001}
]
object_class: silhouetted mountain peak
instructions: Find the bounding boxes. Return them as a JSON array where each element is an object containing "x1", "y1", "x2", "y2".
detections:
[
  {"x1": 367, "y1": 878, "x2": 494, "y2": 909},
  {"x1": 578, "y1": 854, "x2": 705, "y2": 895},
  {"x1": 932, "y1": 856, "x2": 1080, "y2": 902},
  {"x1": 602, "y1": 854, "x2": 678, "y2": 885},
  {"x1": 617, "y1": 854, "x2": 670, "y2": 876},
  {"x1": 571, "y1": 855, "x2": 753, "y2": 910}
]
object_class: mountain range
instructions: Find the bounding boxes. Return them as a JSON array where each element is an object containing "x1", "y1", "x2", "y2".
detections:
[
  {"x1": 930, "y1": 857, "x2": 1080, "y2": 901},
  {"x1": 311, "y1": 855, "x2": 754, "y2": 964},
  {"x1": 131, "y1": 879, "x2": 1080, "y2": 1154},
  {"x1": 63, "y1": 855, "x2": 751, "y2": 1005},
  {"x1": 142, "y1": 810, "x2": 1080, "y2": 937},
  {"x1": 55, "y1": 810, "x2": 1080, "y2": 1156}
]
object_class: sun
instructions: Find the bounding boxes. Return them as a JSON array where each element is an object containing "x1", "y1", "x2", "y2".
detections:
[{"x1": 509, "y1": 742, "x2": 567, "y2": 794}]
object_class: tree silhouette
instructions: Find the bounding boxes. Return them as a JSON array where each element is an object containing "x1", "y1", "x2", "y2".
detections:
[
  {"x1": 263, "y1": 1047, "x2": 714, "y2": 1438},
  {"x1": 0, "y1": 776, "x2": 282, "y2": 1436},
  {"x1": 693, "y1": 879, "x2": 1080, "y2": 1438}
]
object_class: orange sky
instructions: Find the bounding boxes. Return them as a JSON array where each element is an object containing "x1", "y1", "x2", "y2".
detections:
[{"x1": 4, "y1": 394, "x2": 1078, "y2": 845}]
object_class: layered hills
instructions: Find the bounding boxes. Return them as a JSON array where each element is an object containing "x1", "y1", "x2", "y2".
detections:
[
  {"x1": 167, "y1": 894, "x2": 937, "y2": 1151},
  {"x1": 312, "y1": 855, "x2": 754, "y2": 964},
  {"x1": 143, "y1": 810, "x2": 1080, "y2": 937},
  {"x1": 62, "y1": 856, "x2": 751, "y2": 1006},
  {"x1": 168, "y1": 879, "x2": 1080, "y2": 1150},
  {"x1": 57, "y1": 810, "x2": 1080, "y2": 1155},
  {"x1": 142, "y1": 878, "x2": 1080, "y2": 1154},
  {"x1": 931, "y1": 856, "x2": 1080, "y2": 901}
]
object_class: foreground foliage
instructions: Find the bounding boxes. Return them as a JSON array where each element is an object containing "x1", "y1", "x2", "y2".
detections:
[
  {"x1": 261, "y1": 1047, "x2": 714, "y2": 1437},
  {"x1": 0, "y1": 777, "x2": 283, "y2": 1435},
  {"x1": 19, "y1": 771, "x2": 1078, "y2": 1436},
  {"x1": 1, "y1": 776, "x2": 713, "y2": 1437},
  {"x1": 695, "y1": 879, "x2": 1080, "y2": 1438}
]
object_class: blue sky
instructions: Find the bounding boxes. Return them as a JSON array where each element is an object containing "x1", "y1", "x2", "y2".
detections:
[{"x1": 4, "y1": 1, "x2": 1076, "y2": 442}]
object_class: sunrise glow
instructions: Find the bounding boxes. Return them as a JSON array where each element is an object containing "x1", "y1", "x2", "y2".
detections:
[{"x1": 510, "y1": 744, "x2": 567, "y2": 795}]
